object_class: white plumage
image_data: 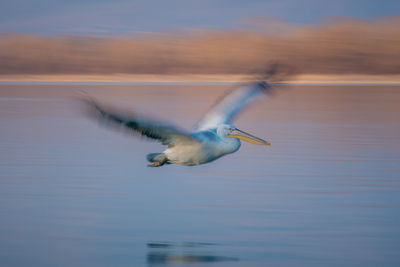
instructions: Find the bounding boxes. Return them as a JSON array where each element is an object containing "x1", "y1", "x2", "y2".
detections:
[{"x1": 82, "y1": 80, "x2": 272, "y2": 167}]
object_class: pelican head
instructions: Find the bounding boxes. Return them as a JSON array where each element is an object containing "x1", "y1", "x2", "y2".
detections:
[{"x1": 217, "y1": 124, "x2": 271, "y2": 146}]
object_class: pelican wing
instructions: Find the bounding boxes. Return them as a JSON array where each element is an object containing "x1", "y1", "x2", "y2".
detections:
[
  {"x1": 194, "y1": 81, "x2": 272, "y2": 131},
  {"x1": 82, "y1": 98, "x2": 199, "y2": 147}
]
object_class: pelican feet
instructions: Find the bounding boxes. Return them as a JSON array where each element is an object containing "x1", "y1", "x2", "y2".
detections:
[
  {"x1": 147, "y1": 153, "x2": 168, "y2": 167},
  {"x1": 147, "y1": 161, "x2": 163, "y2": 167}
]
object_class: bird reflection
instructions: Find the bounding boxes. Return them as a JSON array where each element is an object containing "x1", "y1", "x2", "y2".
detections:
[
  {"x1": 146, "y1": 242, "x2": 238, "y2": 265},
  {"x1": 147, "y1": 253, "x2": 239, "y2": 264},
  {"x1": 147, "y1": 242, "x2": 215, "y2": 248}
]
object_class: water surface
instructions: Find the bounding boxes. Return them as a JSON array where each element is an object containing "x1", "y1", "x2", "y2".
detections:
[{"x1": 0, "y1": 84, "x2": 399, "y2": 266}]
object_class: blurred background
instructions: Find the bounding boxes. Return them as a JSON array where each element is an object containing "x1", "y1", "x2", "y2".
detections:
[
  {"x1": 0, "y1": 0, "x2": 400, "y2": 79},
  {"x1": 1, "y1": 1, "x2": 400, "y2": 267}
]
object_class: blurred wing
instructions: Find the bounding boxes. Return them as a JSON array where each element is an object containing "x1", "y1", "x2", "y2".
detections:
[
  {"x1": 82, "y1": 98, "x2": 200, "y2": 147},
  {"x1": 194, "y1": 81, "x2": 272, "y2": 131}
]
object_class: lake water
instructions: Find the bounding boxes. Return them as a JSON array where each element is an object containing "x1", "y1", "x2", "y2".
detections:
[{"x1": 0, "y1": 84, "x2": 399, "y2": 266}]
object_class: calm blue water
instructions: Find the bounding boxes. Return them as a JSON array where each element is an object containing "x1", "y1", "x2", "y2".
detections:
[{"x1": 0, "y1": 84, "x2": 399, "y2": 266}]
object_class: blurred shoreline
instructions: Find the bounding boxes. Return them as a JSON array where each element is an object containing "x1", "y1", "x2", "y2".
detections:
[
  {"x1": 1, "y1": 74, "x2": 400, "y2": 84},
  {"x1": 2, "y1": 17, "x2": 400, "y2": 79}
]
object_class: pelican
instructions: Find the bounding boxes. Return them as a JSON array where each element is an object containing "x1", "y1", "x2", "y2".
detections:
[{"x1": 82, "y1": 79, "x2": 276, "y2": 167}]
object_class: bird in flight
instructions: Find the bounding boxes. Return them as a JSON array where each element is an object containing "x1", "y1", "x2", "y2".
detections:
[{"x1": 81, "y1": 67, "x2": 288, "y2": 167}]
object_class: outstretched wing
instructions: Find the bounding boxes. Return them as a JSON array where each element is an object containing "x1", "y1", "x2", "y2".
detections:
[
  {"x1": 194, "y1": 81, "x2": 272, "y2": 131},
  {"x1": 194, "y1": 63, "x2": 295, "y2": 131},
  {"x1": 81, "y1": 98, "x2": 200, "y2": 147}
]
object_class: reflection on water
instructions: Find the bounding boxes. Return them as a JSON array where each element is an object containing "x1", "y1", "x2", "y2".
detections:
[
  {"x1": 147, "y1": 242, "x2": 238, "y2": 265},
  {"x1": 0, "y1": 84, "x2": 400, "y2": 267},
  {"x1": 147, "y1": 242, "x2": 216, "y2": 248},
  {"x1": 147, "y1": 253, "x2": 238, "y2": 264}
]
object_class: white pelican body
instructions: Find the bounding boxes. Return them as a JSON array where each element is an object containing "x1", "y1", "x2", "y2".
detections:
[
  {"x1": 163, "y1": 127, "x2": 241, "y2": 166},
  {"x1": 83, "y1": 79, "x2": 274, "y2": 167}
]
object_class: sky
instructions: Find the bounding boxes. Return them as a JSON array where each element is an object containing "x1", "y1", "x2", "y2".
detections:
[{"x1": 1, "y1": 0, "x2": 399, "y2": 35}]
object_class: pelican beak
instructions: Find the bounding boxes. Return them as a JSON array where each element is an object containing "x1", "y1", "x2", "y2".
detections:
[{"x1": 227, "y1": 128, "x2": 271, "y2": 146}]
